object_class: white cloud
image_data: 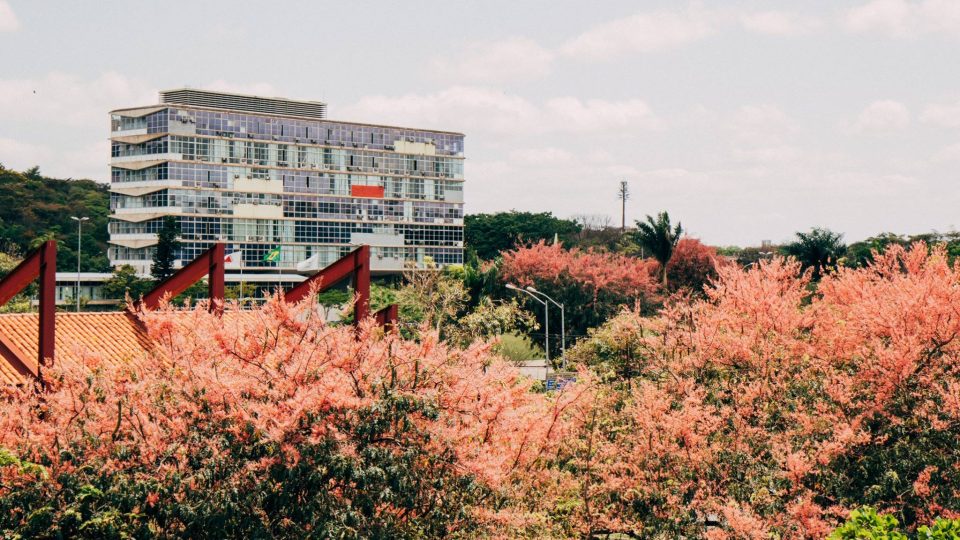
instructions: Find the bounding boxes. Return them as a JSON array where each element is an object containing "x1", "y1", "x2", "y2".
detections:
[
  {"x1": 853, "y1": 100, "x2": 911, "y2": 132},
  {"x1": 932, "y1": 141, "x2": 960, "y2": 161},
  {"x1": 508, "y1": 147, "x2": 574, "y2": 166},
  {"x1": 0, "y1": 73, "x2": 283, "y2": 182},
  {"x1": 0, "y1": 71, "x2": 155, "y2": 126},
  {"x1": 823, "y1": 171, "x2": 918, "y2": 195},
  {"x1": 732, "y1": 145, "x2": 803, "y2": 164},
  {"x1": 0, "y1": 1, "x2": 18, "y2": 32},
  {"x1": 341, "y1": 86, "x2": 658, "y2": 135},
  {"x1": 202, "y1": 80, "x2": 280, "y2": 97},
  {"x1": 432, "y1": 37, "x2": 554, "y2": 83},
  {"x1": 340, "y1": 86, "x2": 537, "y2": 134},
  {"x1": 921, "y1": 99, "x2": 960, "y2": 127},
  {"x1": 0, "y1": 138, "x2": 108, "y2": 180},
  {"x1": 731, "y1": 104, "x2": 795, "y2": 144},
  {"x1": 0, "y1": 138, "x2": 53, "y2": 170},
  {"x1": 543, "y1": 97, "x2": 658, "y2": 131},
  {"x1": 561, "y1": 7, "x2": 716, "y2": 59},
  {"x1": 740, "y1": 11, "x2": 823, "y2": 36},
  {"x1": 844, "y1": 0, "x2": 960, "y2": 37}
]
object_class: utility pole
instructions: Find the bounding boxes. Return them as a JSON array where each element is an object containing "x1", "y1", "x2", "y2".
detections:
[
  {"x1": 617, "y1": 180, "x2": 629, "y2": 232},
  {"x1": 71, "y1": 216, "x2": 89, "y2": 312}
]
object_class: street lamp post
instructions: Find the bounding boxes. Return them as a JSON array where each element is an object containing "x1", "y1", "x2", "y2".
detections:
[
  {"x1": 526, "y1": 286, "x2": 566, "y2": 369},
  {"x1": 71, "y1": 216, "x2": 89, "y2": 312},
  {"x1": 506, "y1": 283, "x2": 549, "y2": 363}
]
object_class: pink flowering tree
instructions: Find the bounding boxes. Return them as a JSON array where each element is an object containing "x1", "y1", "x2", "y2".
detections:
[
  {"x1": 0, "y1": 292, "x2": 590, "y2": 538},
  {"x1": 499, "y1": 241, "x2": 660, "y2": 355},
  {"x1": 554, "y1": 243, "x2": 960, "y2": 537}
]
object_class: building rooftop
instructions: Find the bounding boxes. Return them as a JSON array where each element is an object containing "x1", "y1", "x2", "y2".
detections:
[
  {"x1": 160, "y1": 88, "x2": 327, "y2": 119},
  {"x1": 0, "y1": 312, "x2": 155, "y2": 385},
  {"x1": 110, "y1": 90, "x2": 464, "y2": 137}
]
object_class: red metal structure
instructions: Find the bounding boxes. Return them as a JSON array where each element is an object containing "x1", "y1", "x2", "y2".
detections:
[
  {"x1": 137, "y1": 243, "x2": 225, "y2": 315},
  {"x1": 285, "y1": 245, "x2": 372, "y2": 323},
  {"x1": 0, "y1": 240, "x2": 56, "y2": 380},
  {"x1": 373, "y1": 304, "x2": 399, "y2": 331}
]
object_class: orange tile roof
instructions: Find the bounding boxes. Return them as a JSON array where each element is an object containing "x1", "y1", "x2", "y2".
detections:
[{"x1": 0, "y1": 312, "x2": 155, "y2": 386}]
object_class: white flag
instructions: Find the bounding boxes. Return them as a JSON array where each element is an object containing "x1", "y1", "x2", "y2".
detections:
[
  {"x1": 296, "y1": 253, "x2": 321, "y2": 272},
  {"x1": 224, "y1": 250, "x2": 243, "y2": 269}
]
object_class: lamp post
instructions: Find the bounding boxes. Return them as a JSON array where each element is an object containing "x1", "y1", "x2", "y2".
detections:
[
  {"x1": 526, "y1": 286, "x2": 566, "y2": 369},
  {"x1": 70, "y1": 216, "x2": 89, "y2": 312},
  {"x1": 506, "y1": 283, "x2": 549, "y2": 362}
]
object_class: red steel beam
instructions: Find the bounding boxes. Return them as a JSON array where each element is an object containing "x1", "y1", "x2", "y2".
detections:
[
  {"x1": 138, "y1": 243, "x2": 225, "y2": 315},
  {"x1": 285, "y1": 245, "x2": 370, "y2": 323},
  {"x1": 0, "y1": 335, "x2": 37, "y2": 381},
  {"x1": 373, "y1": 304, "x2": 399, "y2": 332},
  {"x1": 0, "y1": 240, "x2": 56, "y2": 379}
]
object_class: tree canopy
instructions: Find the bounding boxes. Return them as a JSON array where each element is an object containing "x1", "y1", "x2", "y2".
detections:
[
  {"x1": 464, "y1": 211, "x2": 581, "y2": 260},
  {"x1": 632, "y1": 211, "x2": 683, "y2": 285},
  {"x1": 0, "y1": 164, "x2": 110, "y2": 272},
  {"x1": 151, "y1": 216, "x2": 180, "y2": 281},
  {"x1": 781, "y1": 227, "x2": 846, "y2": 279}
]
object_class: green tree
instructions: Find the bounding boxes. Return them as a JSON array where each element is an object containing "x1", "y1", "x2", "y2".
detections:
[
  {"x1": 829, "y1": 507, "x2": 960, "y2": 539},
  {"x1": 464, "y1": 211, "x2": 581, "y2": 260},
  {"x1": 782, "y1": 227, "x2": 846, "y2": 279},
  {"x1": 632, "y1": 211, "x2": 683, "y2": 286},
  {"x1": 101, "y1": 265, "x2": 154, "y2": 305},
  {"x1": 0, "y1": 248, "x2": 33, "y2": 313},
  {"x1": 151, "y1": 216, "x2": 181, "y2": 281},
  {"x1": 829, "y1": 507, "x2": 907, "y2": 539},
  {"x1": 846, "y1": 233, "x2": 907, "y2": 268},
  {"x1": 0, "y1": 165, "x2": 110, "y2": 272}
]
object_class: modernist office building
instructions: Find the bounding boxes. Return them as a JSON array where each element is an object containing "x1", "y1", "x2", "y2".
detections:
[{"x1": 108, "y1": 89, "x2": 464, "y2": 278}]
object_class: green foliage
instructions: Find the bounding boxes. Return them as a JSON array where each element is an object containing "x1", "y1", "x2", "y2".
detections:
[
  {"x1": 460, "y1": 250, "x2": 502, "y2": 307},
  {"x1": 919, "y1": 518, "x2": 960, "y2": 539},
  {"x1": 565, "y1": 309, "x2": 651, "y2": 381},
  {"x1": 172, "y1": 281, "x2": 209, "y2": 306},
  {"x1": 494, "y1": 333, "x2": 545, "y2": 362},
  {"x1": 632, "y1": 211, "x2": 682, "y2": 284},
  {"x1": 449, "y1": 297, "x2": 537, "y2": 347},
  {"x1": 782, "y1": 227, "x2": 846, "y2": 279},
  {"x1": 829, "y1": 507, "x2": 960, "y2": 539},
  {"x1": 100, "y1": 265, "x2": 154, "y2": 305},
  {"x1": 846, "y1": 233, "x2": 907, "y2": 268},
  {"x1": 0, "y1": 249, "x2": 34, "y2": 312},
  {"x1": 224, "y1": 282, "x2": 258, "y2": 303},
  {"x1": 846, "y1": 231, "x2": 960, "y2": 268},
  {"x1": 393, "y1": 268, "x2": 536, "y2": 346},
  {"x1": 151, "y1": 216, "x2": 180, "y2": 281},
  {"x1": 395, "y1": 269, "x2": 470, "y2": 334},
  {"x1": 0, "y1": 164, "x2": 110, "y2": 272},
  {"x1": 316, "y1": 287, "x2": 352, "y2": 308},
  {"x1": 328, "y1": 283, "x2": 398, "y2": 326},
  {"x1": 464, "y1": 211, "x2": 581, "y2": 260},
  {"x1": 829, "y1": 507, "x2": 907, "y2": 539}
]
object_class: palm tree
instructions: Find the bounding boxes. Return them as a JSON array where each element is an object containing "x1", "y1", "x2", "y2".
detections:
[
  {"x1": 633, "y1": 212, "x2": 683, "y2": 286},
  {"x1": 782, "y1": 227, "x2": 846, "y2": 280}
]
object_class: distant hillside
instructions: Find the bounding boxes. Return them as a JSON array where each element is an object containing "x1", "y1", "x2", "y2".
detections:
[{"x1": 0, "y1": 164, "x2": 110, "y2": 272}]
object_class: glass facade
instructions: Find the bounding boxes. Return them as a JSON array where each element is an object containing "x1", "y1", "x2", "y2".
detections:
[{"x1": 108, "y1": 94, "x2": 465, "y2": 275}]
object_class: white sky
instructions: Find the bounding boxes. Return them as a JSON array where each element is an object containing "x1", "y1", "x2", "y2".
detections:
[{"x1": 2, "y1": 0, "x2": 960, "y2": 246}]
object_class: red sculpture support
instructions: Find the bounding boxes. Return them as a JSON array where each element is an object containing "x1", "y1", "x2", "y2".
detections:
[
  {"x1": 373, "y1": 304, "x2": 399, "y2": 331},
  {"x1": 0, "y1": 240, "x2": 56, "y2": 380},
  {"x1": 137, "y1": 243, "x2": 225, "y2": 315},
  {"x1": 285, "y1": 245, "x2": 375, "y2": 325}
]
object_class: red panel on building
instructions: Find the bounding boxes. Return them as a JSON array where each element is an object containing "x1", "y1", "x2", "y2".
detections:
[{"x1": 351, "y1": 185, "x2": 385, "y2": 198}]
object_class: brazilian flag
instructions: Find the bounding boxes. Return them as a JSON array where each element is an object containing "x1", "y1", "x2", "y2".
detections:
[{"x1": 262, "y1": 246, "x2": 282, "y2": 264}]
